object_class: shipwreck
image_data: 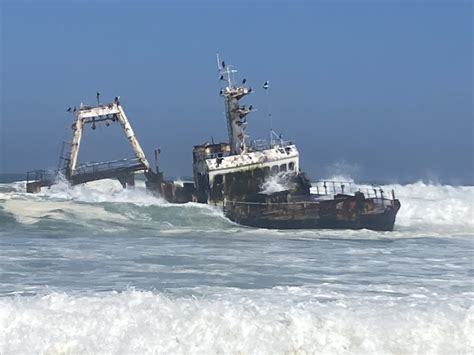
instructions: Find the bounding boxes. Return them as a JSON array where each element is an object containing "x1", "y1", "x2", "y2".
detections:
[
  {"x1": 26, "y1": 59, "x2": 400, "y2": 231},
  {"x1": 186, "y1": 58, "x2": 401, "y2": 231}
]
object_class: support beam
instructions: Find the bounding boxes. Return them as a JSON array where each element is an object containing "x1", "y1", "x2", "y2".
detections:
[
  {"x1": 116, "y1": 106, "x2": 150, "y2": 171},
  {"x1": 67, "y1": 113, "x2": 84, "y2": 178},
  {"x1": 65, "y1": 98, "x2": 150, "y2": 178}
]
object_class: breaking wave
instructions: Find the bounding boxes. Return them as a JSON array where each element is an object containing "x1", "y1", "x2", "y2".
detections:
[
  {"x1": 355, "y1": 181, "x2": 473, "y2": 235},
  {"x1": 1, "y1": 288, "x2": 472, "y2": 354},
  {"x1": 1, "y1": 177, "x2": 472, "y2": 354},
  {"x1": 0, "y1": 178, "x2": 473, "y2": 237},
  {"x1": 259, "y1": 172, "x2": 293, "y2": 194},
  {"x1": 309, "y1": 178, "x2": 474, "y2": 237},
  {"x1": 0, "y1": 179, "x2": 231, "y2": 233}
]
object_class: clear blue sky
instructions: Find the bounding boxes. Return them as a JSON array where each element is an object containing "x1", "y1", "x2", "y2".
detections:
[{"x1": 1, "y1": 0, "x2": 472, "y2": 184}]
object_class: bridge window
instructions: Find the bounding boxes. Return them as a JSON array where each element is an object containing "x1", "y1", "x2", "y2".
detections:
[
  {"x1": 271, "y1": 165, "x2": 279, "y2": 174},
  {"x1": 289, "y1": 162, "x2": 295, "y2": 171},
  {"x1": 263, "y1": 166, "x2": 270, "y2": 175},
  {"x1": 280, "y1": 164, "x2": 287, "y2": 172}
]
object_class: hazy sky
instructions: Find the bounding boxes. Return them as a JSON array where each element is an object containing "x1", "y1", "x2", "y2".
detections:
[{"x1": 1, "y1": 0, "x2": 472, "y2": 184}]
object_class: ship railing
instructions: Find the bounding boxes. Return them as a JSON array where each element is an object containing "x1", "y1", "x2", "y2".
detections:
[
  {"x1": 224, "y1": 199, "x2": 318, "y2": 211},
  {"x1": 248, "y1": 138, "x2": 294, "y2": 152},
  {"x1": 226, "y1": 200, "x2": 321, "y2": 206},
  {"x1": 26, "y1": 169, "x2": 58, "y2": 186},
  {"x1": 225, "y1": 191, "x2": 397, "y2": 214},
  {"x1": 312, "y1": 180, "x2": 355, "y2": 196},
  {"x1": 73, "y1": 158, "x2": 145, "y2": 176},
  {"x1": 312, "y1": 180, "x2": 396, "y2": 202},
  {"x1": 202, "y1": 151, "x2": 232, "y2": 160}
]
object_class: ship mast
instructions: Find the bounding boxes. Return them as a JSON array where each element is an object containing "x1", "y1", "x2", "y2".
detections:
[{"x1": 217, "y1": 55, "x2": 253, "y2": 155}]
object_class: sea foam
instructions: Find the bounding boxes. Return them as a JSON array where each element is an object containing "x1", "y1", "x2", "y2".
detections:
[
  {"x1": 1, "y1": 289, "x2": 472, "y2": 354},
  {"x1": 1, "y1": 179, "x2": 473, "y2": 236}
]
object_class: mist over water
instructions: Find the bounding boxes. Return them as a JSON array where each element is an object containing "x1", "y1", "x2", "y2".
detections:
[{"x1": 0, "y1": 178, "x2": 473, "y2": 354}]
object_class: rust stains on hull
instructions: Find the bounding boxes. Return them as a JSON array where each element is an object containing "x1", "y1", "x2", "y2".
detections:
[{"x1": 224, "y1": 192, "x2": 401, "y2": 231}]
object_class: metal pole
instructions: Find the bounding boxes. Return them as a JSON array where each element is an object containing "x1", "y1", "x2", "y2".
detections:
[{"x1": 154, "y1": 148, "x2": 160, "y2": 173}]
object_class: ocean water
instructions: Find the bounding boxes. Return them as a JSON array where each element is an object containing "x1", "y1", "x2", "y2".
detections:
[{"x1": 0, "y1": 178, "x2": 472, "y2": 354}]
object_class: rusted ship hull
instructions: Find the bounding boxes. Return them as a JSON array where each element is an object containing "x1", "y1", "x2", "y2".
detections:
[
  {"x1": 224, "y1": 195, "x2": 401, "y2": 231},
  {"x1": 225, "y1": 208, "x2": 399, "y2": 231}
]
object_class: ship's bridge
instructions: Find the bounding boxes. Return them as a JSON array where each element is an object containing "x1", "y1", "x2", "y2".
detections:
[
  {"x1": 206, "y1": 143, "x2": 299, "y2": 185},
  {"x1": 191, "y1": 57, "x2": 301, "y2": 203}
]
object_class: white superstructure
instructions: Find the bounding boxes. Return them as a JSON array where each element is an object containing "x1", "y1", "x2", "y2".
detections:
[
  {"x1": 192, "y1": 59, "x2": 300, "y2": 203},
  {"x1": 206, "y1": 144, "x2": 299, "y2": 186}
]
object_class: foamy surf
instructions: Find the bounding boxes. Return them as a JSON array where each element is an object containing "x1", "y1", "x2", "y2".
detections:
[
  {"x1": 311, "y1": 180, "x2": 474, "y2": 236},
  {"x1": 0, "y1": 178, "x2": 472, "y2": 354},
  {"x1": 1, "y1": 178, "x2": 472, "y2": 237},
  {"x1": 1, "y1": 289, "x2": 472, "y2": 354},
  {"x1": 0, "y1": 179, "x2": 231, "y2": 231}
]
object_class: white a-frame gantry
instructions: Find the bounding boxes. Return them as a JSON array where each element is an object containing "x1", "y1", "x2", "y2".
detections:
[{"x1": 61, "y1": 96, "x2": 150, "y2": 184}]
